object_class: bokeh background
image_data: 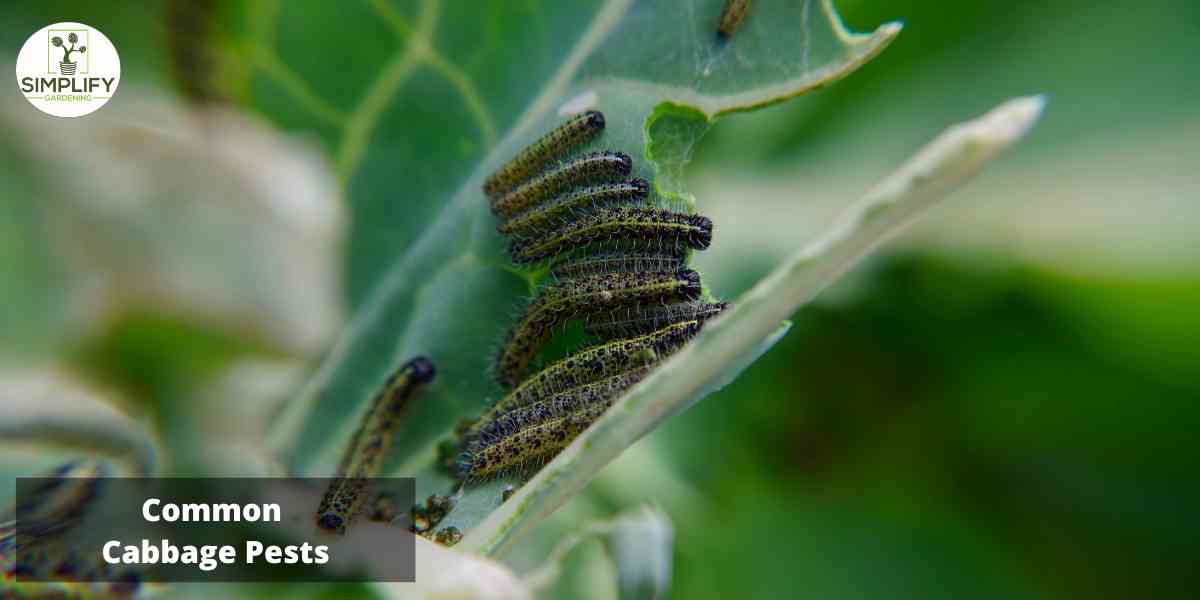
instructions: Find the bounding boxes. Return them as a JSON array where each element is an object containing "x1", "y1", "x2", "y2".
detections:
[{"x1": 2, "y1": 0, "x2": 1197, "y2": 598}]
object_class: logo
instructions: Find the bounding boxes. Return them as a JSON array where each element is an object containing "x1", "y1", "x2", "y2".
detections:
[{"x1": 15, "y1": 22, "x2": 120, "y2": 118}]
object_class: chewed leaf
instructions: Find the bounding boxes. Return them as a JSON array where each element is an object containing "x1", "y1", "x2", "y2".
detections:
[
  {"x1": 462, "y1": 96, "x2": 1046, "y2": 555},
  {"x1": 582, "y1": 0, "x2": 901, "y2": 115}
]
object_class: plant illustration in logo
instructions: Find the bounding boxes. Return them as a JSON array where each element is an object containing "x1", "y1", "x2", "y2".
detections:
[{"x1": 51, "y1": 32, "x2": 86, "y2": 75}]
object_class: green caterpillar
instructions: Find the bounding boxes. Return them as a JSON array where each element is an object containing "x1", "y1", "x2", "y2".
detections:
[
  {"x1": 509, "y1": 206, "x2": 712, "y2": 264},
  {"x1": 483, "y1": 110, "x2": 605, "y2": 200},
  {"x1": 491, "y1": 150, "x2": 632, "y2": 218},
  {"x1": 495, "y1": 270, "x2": 702, "y2": 388},
  {"x1": 550, "y1": 249, "x2": 685, "y2": 280},
  {"x1": 459, "y1": 369, "x2": 649, "y2": 480},
  {"x1": 586, "y1": 301, "x2": 729, "y2": 339},
  {"x1": 316, "y1": 357, "x2": 436, "y2": 534},
  {"x1": 498, "y1": 179, "x2": 649, "y2": 238},
  {"x1": 475, "y1": 367, "x2": 654, "y2": 444},
  {"x1": 3, "y1": 460, "x2": 144, "y2": 593},
  {"x1": 470, "y1": 320, "x2": 702, "y2": 438}
]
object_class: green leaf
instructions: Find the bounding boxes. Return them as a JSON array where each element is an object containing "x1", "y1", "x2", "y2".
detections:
[
  {"x1": 233, "y1": 0, "x2": 630, "y2": 304},
  {"x1": 262, "y1": 0, "x2": 907, "y2": 550}
]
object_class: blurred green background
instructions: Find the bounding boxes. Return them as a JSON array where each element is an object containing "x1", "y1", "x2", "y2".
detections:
[
  {"x1": 2, "y1": 0, "x2": 1197, "y2": 598},
  {"x1": 644, "y1": 1, "x2": 1200, "y2": 599}
]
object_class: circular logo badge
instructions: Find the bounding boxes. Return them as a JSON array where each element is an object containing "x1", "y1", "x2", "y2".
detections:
[{"x1": 15, "y1": 22, "x2": 120, "y2": 118}]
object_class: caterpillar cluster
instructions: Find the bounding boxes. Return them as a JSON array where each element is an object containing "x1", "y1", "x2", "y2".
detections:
[{"x1": 458, "y1": 109, "x2": 728, "y2": 482}]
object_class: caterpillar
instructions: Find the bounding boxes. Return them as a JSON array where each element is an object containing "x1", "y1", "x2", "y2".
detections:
[
  {"x1": 472, "y1": 320, "x2": 702, "y2": 438},
  {"x1": 491, "y1": 151, "x2": 632, "y2": 218},
  {"x1": 586, "y1": 301, "x2": 729, "y2": 339},
  {"x1": 497, "y1": 179, "x2": 650, "y2": 238},
  {"x1": 551, "y1": 249, "x2": 686, "y2": 280},
  {"x1": 3, "y1": 460, "x2": 143, "y2": 593},
  {"x1": 10, "y1": 460, "x2": 108, "y2": 540},
  {"x1": 460, "y1": 402, "x2": 604, "y2": 480},
  {"x1": 495, "y1": 270, "x2": 702, "y2": 388},
  {"x1": 509, "y1": 206, "x2": 712, "y2": 264},
  {"x1": 717, "y1": 0, "x2": 753, "y2": 41},
  {"x1": 461, "y1": 110, "x2": 726, "y2": 487},
  {"x1": 316, "y1": 357, "x2": 436, "y2": 535},
  {"x1": 459, "y1": 370, "x2": 647, "y2": 480},
  {"x1": 483, "y1": 110, "x2": 606, "y2": 200},
  {"x1": 474, "y1": 367, "x2": 652, "y2": 445}
]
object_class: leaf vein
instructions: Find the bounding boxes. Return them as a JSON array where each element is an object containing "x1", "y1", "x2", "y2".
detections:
[
  {"x1": 336, "y1": 0, "x2": 442, "y2": 182},
  {"x1": 425, "y1": 51, "x2": 499, "y2": 148},
  {"x1": 249, "y1": 44, "x2": 348, "y2": 126}
]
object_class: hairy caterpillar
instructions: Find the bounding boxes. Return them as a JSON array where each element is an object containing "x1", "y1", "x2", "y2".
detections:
[
  {"x1": 316, "y1": 357, "x2": 436, "y2": 534},
  {"x1": 551, "y1": 249, "x2": 686, "y2": 280},
  {"x1": 509, "y1": 207, "x2": 712, "y2": 264},
  {"x1": 497, "y1": 179, "x2": 650, "y2": 238},
  {"x1": 459, "y1": 402, "x2": 603, "y2": 480},
  {"x1": 586, "y1": 301, "x2": 729, "y2": 339},
  {"x1": 491, "y1": 151, "x2": 632, "y2": 218},
  {"x1": 459, "y1": 369, "x2": 649, "y2": 480},
  {"x1": 495, "y1": 271, "x2": 702, "y2": 388},
  {"x1": 474, "y1": 320, "x2": 702, "y2": 437},
  {"x1": 475, "y1": 367, "x2": 653, "y2": 444},
  {"x1": 10, "y1": 460, "x2": 108, "y2": 540},
  {"x1": 3, "y1": 460, "x2": 142, "y2": 592},
  {"x1": 483, "y1": 110, "x2": 606, "y2": 199},
  {"x1": 717, "y1": 0, "x2": 753, "y2": 41}
]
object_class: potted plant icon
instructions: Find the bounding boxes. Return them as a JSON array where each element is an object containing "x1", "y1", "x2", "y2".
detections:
[{"x1": 51, "y1": 32, "x2": 86, "y2": 75}]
